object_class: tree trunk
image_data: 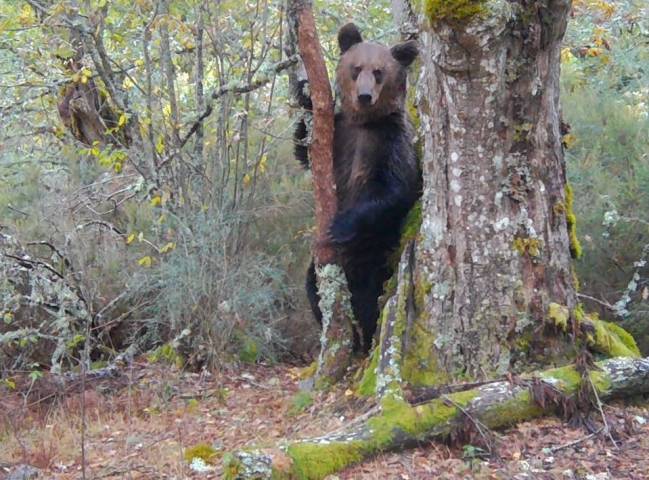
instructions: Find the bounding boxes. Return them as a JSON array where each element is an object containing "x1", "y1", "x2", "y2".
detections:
[
  {"x1": 286, "y1": 0, "x2": 356, "y2": 386},
  {"x1": 375, "y1": 0, "x2": 583, "y2": 390}
]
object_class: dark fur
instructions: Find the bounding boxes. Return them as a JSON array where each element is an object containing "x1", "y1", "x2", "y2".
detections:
[
  {"x1": 299, "y1": 24, "x2": 420, "y2": 352},
  {"x1": 293, "y1": 76, "x2": 312, "y2": 169}
]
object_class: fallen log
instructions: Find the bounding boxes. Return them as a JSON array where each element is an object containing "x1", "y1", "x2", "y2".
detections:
[{"x1": 223, "y1": 356, "x2": 649, "y2": 479}]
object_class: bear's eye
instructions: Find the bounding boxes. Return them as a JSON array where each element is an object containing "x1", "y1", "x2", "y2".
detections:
[
  {"x1": 351, "y1": 66, "x2": 362, "y2": 80},
  {"x1": 373, "y1": 69, "x2": 383, "y2": 84}
]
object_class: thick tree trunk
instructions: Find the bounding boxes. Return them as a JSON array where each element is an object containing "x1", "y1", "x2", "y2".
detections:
[{"x1": 390, "y1": 0, "x2": 581, "y2": 386}]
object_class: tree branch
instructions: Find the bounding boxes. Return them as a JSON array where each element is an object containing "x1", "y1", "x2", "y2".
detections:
[{"x1": 224, "y1": 356, "x2": 649, "y2": 479}]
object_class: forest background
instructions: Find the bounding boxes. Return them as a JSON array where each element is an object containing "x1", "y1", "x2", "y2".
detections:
[{"x1": 1, "y1": 0, "x2": 648, "y2": 385}]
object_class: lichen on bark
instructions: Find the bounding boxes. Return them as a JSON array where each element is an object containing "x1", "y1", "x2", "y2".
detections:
[
  {"x1": 224, "y1": 357, "x2": 649, "y2": 479},
  {"x1": 314, "y1": 263, "x2": 355, "y2": 389}
]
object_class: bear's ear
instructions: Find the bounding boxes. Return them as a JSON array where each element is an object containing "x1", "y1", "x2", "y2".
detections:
[
  {"x1": 338, "y1": 23, "x2": 363, "y2": 54},
  {"x1": 391, "y1": 40, "x2": 419, "y2": 67}
]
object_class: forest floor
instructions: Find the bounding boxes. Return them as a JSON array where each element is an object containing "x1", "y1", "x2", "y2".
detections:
[{"x1": 1, "y1": 361, "x2": 649, "y2": 480}]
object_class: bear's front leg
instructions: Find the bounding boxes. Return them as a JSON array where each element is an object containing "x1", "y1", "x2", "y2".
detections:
[{"x1": 329, "y1": 210, "x2": 360, "y2": 244}]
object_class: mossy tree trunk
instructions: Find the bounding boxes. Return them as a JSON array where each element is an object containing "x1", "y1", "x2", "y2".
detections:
[{"x1": 369, "y1": 0, "x2": 583, "y2": 395}]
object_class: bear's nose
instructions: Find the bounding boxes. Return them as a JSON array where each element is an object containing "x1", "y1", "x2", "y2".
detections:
[{"x1": 357, "y1": 94, "x2": 372, "y2": 106}]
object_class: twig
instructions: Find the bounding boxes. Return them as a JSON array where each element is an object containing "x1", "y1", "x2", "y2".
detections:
[
  {"x1": 587, "y1": 375, "x2": 619, "y2": 449},
  {"x1": 158, "y1": 54, "x2": 298, "y2": 166},
  {"x1": 7, "y1": 204, "x2": 29, "y2": 217},
  {"x1": 76, "y1": 220, "x2": 125, "y2": 236},
  {"x1": 550, "y1": 427, "x2": 604, "y2": 453},
  {"x1": 577, "y1": 293, "x2": 615, "y2": 311},
  {"x1": 2, "y1": 253, "x2": 64, "y2": 279},
  {"x1": 443, "y1": 395, "x2": 495, "y2": 455}
]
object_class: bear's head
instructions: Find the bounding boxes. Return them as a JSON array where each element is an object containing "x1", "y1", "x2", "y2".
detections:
[{"x1": 336, "y1": 23, "x2": 418, "y2": 123}]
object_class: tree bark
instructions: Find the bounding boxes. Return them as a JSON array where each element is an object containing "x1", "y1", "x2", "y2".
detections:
[
  {"x1": 286, "y1": 0, "x2": 356, "y2": 386},
  {"x1": 388, "y1": 0, "x2": 583, "y2": 387},
  {"x1": 224, "y1": 356, "x2": 649, "y2": 480}
]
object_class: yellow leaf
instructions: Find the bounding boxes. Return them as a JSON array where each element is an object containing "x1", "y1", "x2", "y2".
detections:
[
  {"x1": 160, "y1": 242, "x2": 176, "y2": 254},
  {"x1": 150, "y1": 195, "x2": 162, "y2": 207},
  {"x1": 562, "y1": 133, "x2": 577, "y2": 149},
  {"x1": 560, "y1": 48, "x2": 574, "y2": 64},
  {"x1": 162, "y1": 103, "x2": 172, "y2": 119},
  {"x1": 243, "y1": 173, "x2": 251, "y2": 187},
  {"x1": 126, "y1": 233, "x2": 136, "y2": 245},
  {"x1": 122, "y1": 77, "x2": 134, "y2": 91},
  {"x1": 18, "y1": 4, "x2": 35, "y2": 26},
  {"x1": 114, "y1": 162, "x2": 122, "y2": 173},
  {"x1": 156, "y1": 136, "x2": 165, "y2": 154},
  {"x1": 118, "y1": 113, "x2": 128, "y2": 128},
  {"x1": 138, "y1": 256, "x2": 153, "y2": 267}
]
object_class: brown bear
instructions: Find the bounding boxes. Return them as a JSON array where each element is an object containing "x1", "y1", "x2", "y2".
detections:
[{"x1": 296, "y1": 23, "x2": 420, "y2": 352}]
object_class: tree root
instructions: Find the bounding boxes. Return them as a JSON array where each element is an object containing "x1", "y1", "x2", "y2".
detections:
[{"x1": 223, "y1": 356, "x2": 649, "y2": 479}]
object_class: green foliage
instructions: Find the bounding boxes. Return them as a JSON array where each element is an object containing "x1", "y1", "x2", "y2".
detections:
[
  {"x1": 184, "y1": 443, "x2": 220, "y2": 465},
  {"x1": 139, "y1": 208, "x2": 291, "y2": 368},
  {"x1": 289, "y1": 391, "x2": 314, "y2": 415},
  {"x1": 147, "y1": 343, "x2": 184, "y2": 368},
  {"x1": 562, "y1": 1, "x2": 649, "y2": 353}
]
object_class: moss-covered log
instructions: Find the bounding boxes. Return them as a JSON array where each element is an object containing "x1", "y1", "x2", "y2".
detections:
[{"x1": 223, "y1": 356, "x2": 649, "y2": 479}]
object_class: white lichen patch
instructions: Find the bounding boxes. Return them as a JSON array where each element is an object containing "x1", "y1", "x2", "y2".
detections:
[{"x1": 493, "y1": 217, "x2": 510, "y2": 232}]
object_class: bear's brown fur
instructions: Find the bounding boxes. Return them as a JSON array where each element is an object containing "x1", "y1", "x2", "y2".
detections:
[{"x1": 299, "y1": 23, "x2": 420, "y2": 352}]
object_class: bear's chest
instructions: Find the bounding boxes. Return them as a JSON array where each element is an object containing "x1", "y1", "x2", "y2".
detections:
[{"x1": 333, "y1": 122, "x2": 389, "y2": 206}]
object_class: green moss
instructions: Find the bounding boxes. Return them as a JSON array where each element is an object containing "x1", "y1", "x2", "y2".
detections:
[
  {"x1": 147, "y1": 343, "x2": 183, "y2": 368},
  {"x1": 357, "y1": 346, "x2": 380, "y2": 396},
  {"x1": 539, "y1": 363, "x2": 611, "y2": 394},
  {"x1": 289, "y1": 391, "x2": 314, "y2": 416},
  {"x1": 298, "y1": 362, "x2": 317, "y2": 380},
  {"x1": 513, "y1": 237, "x2": 542, "y2": 258},
  {"x1": 479, "y1": 390, "x2": 545, "y2": 427},
  {"x1": 184, "y1": 443, "x2": 219, "y2": 464},
  {"x1": 425, "y1": 0, "x2": 486, "y2": 23},
  {"x1": 389, "y1": 201, "x2": 422, "y2": 269},
  {"x1": 512, "y1": 329, "x2": 534, "y2": 353},
  {"x1": 571, "y1": 265, "x2": 580, "y2": 291},
  {"x1": 586, "y1": 317, "x2": 640, "y2": 358},
  {"x1": 239, "y1": 337, "x2": 259, "y2": 364},
  {"x1": 547, "y1": 303, "x2": 569, "y2": 332},
  {"x1": 407, "y1": 101, "x2": 421, "y2": 132},
  {"x1": 402, "y1": 320, "x2": 448, "y2": 387},
  {"x1": 540, "y1": 364, "x2": 582, "y2": 393},
  {"x1": 565, "y1": 183, "x2": 583, "y2": 259},
  {"x1": 370, "y1": 392, "x2": 478, "y2": 446},
  {"x1": 288, "y1": 442, "x2": 365, "y2": 480}
]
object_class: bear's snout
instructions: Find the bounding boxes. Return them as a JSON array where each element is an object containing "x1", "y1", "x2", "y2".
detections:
[{"x1": 357, "y1": 93, "x2": 372, "y2": 106}]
